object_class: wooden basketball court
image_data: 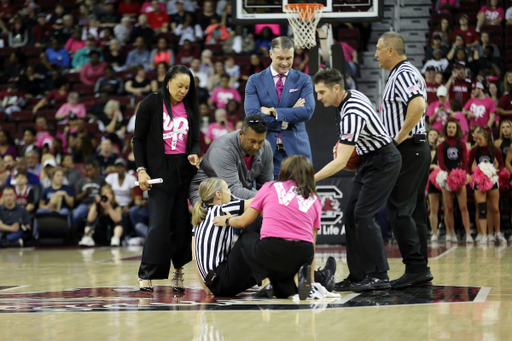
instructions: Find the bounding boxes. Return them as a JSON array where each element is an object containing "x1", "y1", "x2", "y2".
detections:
[{"x1": 0, "y1": 242, "x2": 510, "y2": 340}]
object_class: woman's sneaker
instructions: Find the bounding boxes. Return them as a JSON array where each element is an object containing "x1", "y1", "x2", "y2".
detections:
[
  {"x1": 111, "y1": 236, "x2": 121, "y2": 247},
  {"x1": 488, "y1": 234, "x2": 496, "y2": 243},
  {"x1": 451, "y1": 234, "x2": 458, "y2": 243},
  {"x1": 465, "y1": 234, "x2": 474, "y2": 243},
  {"x1": 445, "y1": 234, "x2": 451, "y2": 243},
  {"x1": 475, "y1": 234, "x2": 482, "y2": 242},
  {"x1": 79, "y1": 236, "x2": 95, "y2": 247},
  {"x1": 478, "y1": 235, "x2": 488, "y2": 244},
  {"x1": 496, "y1": 233, "x2": 507, "y2": 244},
  {"x1": 431, "y1": 234, "x2": 438, "y2": 242}
]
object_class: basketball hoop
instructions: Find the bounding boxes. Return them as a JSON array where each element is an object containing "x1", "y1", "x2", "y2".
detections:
[{"x1": 284, "y1": 3, "x2": 324, "y2": 49}]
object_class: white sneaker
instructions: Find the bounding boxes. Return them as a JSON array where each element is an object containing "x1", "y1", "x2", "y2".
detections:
[
  {"x1": 79, "y1": 236, "x2": 95, "y2": 247},
  {"x1": 488, "y1": 235, "x2": 496, "y2": 242},
  {"x1": 509, "y1": 234, "x2": 512, "y2": 242},
  {"x1": 496, "y1": 233, "x2": 507, "y2": 244},
  {"x1": 111, "y1": 236, "x2": 121, "y2": 247},
  {"x1": 431, "y1": 234, "x2": 438, "y2": 242},
  {"x1": 445, "y1": 234, "x2": 452, "y2": 242},
  {"x1": 478, "y1": 235, "x2": 488, "y2": 244},
  {"x1": 475, "y1": 234, "x2": 482, "y2": 242},
  {"x1": 465, "y1": 235, "x2": 474, "y2": 243},
  {"x1": 451, "y1": 234, "x2": 458, "y2": 243}
]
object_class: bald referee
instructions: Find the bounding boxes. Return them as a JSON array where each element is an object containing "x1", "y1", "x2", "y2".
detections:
[
  {"x1": 313, "y1": 68, "x2": 401, "y2": 292},
  {"x1": 376, "y1": 32, "x2": 433, "y2": 288}
]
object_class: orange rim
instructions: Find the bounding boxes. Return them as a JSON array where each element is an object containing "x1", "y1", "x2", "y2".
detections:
[{"x1": 284, "y1": 3, "x2": 324, "y2": 21}]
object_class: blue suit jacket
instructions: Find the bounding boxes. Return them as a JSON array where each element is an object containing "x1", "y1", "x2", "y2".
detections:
[{"x1": 244, "y1": 67, "x2": 315, "y2": 164}]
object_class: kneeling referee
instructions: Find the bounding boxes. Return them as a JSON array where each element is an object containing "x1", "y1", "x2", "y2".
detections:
[{"x1": 313, "y1": 68, "x2": 401, "y2": 292}]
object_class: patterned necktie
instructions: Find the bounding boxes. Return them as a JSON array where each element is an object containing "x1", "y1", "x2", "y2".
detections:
[{"x1": 276, "y1": 74, "x2": 284, "y2": 101}]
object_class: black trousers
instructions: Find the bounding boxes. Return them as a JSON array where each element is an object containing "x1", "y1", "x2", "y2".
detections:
[
  {"x1": 345, "y1": 143, "x2": 402, "y2": 281},
  {"x1": 387, "y1": 139, "x2": 430, "y2": 273},
  {"x1": 207, "y1": 218, "x2": 262, "y2": 297},
  {"x1": 138, "y1": 155, "x2": 194, "y2": 280},
  {"x1": 240, "y1": 233, "x2": 314, "y2": 298}
]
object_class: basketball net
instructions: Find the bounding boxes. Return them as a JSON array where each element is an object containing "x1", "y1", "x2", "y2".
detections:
[{"x1": 284, "y1": 3, "x2": 324, "y2": 49}]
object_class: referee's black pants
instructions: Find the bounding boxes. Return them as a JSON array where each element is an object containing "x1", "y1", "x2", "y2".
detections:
[
  {"x1": 345, "y1": 143, "x2": 401, "y2": 281},
  {"x1": 138, "y1": 155, "x2": 194, "y2": 280},
  {"x1": 240, "y1": 233, "x2": 314, "y2": 298},
  {"x1": 387, "y1": 139, "x2": 430, "y2": 274},
  {"x1": 207, "y1": 217, "x2": 262, "y2": 297}
]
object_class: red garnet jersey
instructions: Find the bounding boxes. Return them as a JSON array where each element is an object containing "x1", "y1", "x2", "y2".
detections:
[
  {"x1": 15, "y1": 185, "x2": 31, "y2": 207},
  {"x1": 449, "y1": 77, "x2": 472, "y2": 107},
  {"x1": 426, "y1": 82, "x2": 440, "y2": 106}
]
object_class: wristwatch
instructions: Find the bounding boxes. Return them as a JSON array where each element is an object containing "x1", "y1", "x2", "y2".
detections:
[
  {"x1": 136, "y1": 167, "x2": 147, "y2": 173},
  {"x1": 225, "y1": 217, "x2": 231, "y2": 227}
]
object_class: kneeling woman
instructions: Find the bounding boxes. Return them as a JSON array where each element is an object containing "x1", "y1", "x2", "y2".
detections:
[
  {"x1": 213, "y1": 155, "x2": 322, "y2": 300},
  {"x1": 78, "y1": 184, "x2": 123, "y2": 247},
  {"x1": 191, "y1": 178, "x2": 256, "y2": 296}
]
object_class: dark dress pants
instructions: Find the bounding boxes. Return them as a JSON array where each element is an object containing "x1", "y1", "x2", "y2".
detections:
[
  {"x1": 387, "y1": 139, "x2": 430, "y2": 273},
  {"x1": 344, "y1": 143, "x2": 402, "y2": 281},
  {"x1": 206, "y1": 217, "x2": 262, "y2": 297},
  {"x1": 138, "y1": 155, "x2": 194, "y2": 279}
]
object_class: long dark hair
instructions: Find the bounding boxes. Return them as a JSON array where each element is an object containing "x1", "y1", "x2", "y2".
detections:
[
  {"x1": 442, "y1": 119, "x2": 464, "y2": 140},
  {"x1": 160, "y1": 65, "x2": 200, "y2": 124},
  {"x1": 275, "y1": 155, "x2": 316, "y2": 199}
]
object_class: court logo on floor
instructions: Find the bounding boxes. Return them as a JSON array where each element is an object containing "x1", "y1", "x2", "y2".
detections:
[{"x1": 0, "y1": 285, "x2": 489, "y2": 313}]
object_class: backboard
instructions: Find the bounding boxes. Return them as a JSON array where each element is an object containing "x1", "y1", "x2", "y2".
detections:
[{"x1": 232, "y1": 0, "x2": 384, "y2": 24}]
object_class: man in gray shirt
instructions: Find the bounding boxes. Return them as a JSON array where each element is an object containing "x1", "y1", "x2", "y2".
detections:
[{"x1": 189, "y1": 114, "x2": 274, "y2": 205}]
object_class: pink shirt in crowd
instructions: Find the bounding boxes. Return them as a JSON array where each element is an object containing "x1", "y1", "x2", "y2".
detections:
[
  {"x1": 250, "y1": 180, "x2": 322, "y2": 243},
  {"x1": 65, "y1": 38, "x2": 85, "y2": 53},
  {"x1": 208, "y1": 87, "x2": 241, "y2": 109},
  {"x1": 163, "y1": 101, "x2": 188, "y2": 154},
  {"x1": 426, "y1": 100, "x2": 451, "y2": 132},
  {"x1": 478, "y1": 6, "x2": 504, "y2": 21},
  {"x1": 464, "y1": 97, "x2": 497, "y2": 127},
  {"x1": 453, "y1": 111, "x2": 469, "y2": 144},
  {"x1": 205, "y1": 122, "x2": 234, "y2": 142},
  {"x1": 36, "y1": 132, "x2": 68, "y2": 149},
  {"x1": 80, "y1": 61, "x2": 107, "y2": 85},
  {"x1": 339, "y1": 42, "x2": 355, "y2": 63},
  {"x1": 56, "y1": 103, "x2": 87, "y2": 119}
]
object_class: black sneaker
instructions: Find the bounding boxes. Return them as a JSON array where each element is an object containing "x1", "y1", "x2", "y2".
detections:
[
  {"x1": 334, "y1": 278, "x2": 353, "y2": 292},
  {"x1": 298, "y1": 263, "x2": 312, "y2": 300},
  {"x1": 390, "y1": 272, "x2": 434, "y2": 289},
  {"x1": 252, "y1": 284, "x2": 274, "y2": 299},
  {"x1": 349, "y1": 275, "x2": 391, "y2": 292},
  {"x1": 317, "y1": 256, "x2": 336, "y2": 292}
]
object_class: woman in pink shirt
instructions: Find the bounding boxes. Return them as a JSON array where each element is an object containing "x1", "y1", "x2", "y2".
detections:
[
  {"x1": 79, "y1": 50, "x2": 106, "y2": 85},
  {"x1": 213, "y1": 155, "x2": 322, "y2": 300},
  {"x1": 65, "y1": 30, "x2": 85, "y2": 55},
  {"x1": 55, "y1": 92, "x2": 86, "y2": 122},
  {"x1": 134, "y1": 65, "x2": 200, "y2": 293},
  {"x1": 477, "y1": 0, "x2": 504, "y2": 31}
]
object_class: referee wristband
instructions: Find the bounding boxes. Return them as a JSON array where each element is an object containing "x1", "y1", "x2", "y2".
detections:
[
  {"x1": 225, "y1": 217, "x2": 231, "y2": 227},
  {"x1": 392, "y1": 139, "x2": 398, "y2": 146}
]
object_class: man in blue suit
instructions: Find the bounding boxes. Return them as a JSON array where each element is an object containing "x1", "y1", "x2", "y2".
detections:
[{"x1": 245, "y1": 36, "x2": 316, "y2": 178}]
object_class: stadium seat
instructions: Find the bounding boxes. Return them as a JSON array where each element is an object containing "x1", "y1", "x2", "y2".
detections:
[
  {"x1": 234, "y1": 56, "x2": 251, "y2": 65},
  {"x1": 145, "y1": 71, "x2": 157, "y2": 79},
  {"x1": 65, "y1": 72, "x2": 81, "y2": 83},
  {"x1": 157, "y1": 32, "x2": 178, "y2": 44},
  {"x1": 20, "y1": 46, "x2": 42, "y2": 58},
  {"x1": 507, "y1": 50, "x2": 512, "y2": 61},
  {"x1": 0, "y1": 85, "x2": 8, "y2": 92},
  {"x1": 1, "y1": 123, "x2": 16, "y2": 134},
  {"x1": 506, "y1": 37, "x2": 512, "y2": 50},
  {"x1": 73, "y1": 84, "x2": 95, "y2": 95},
  {"x1": 338, "y1": 28, "x2": 361, "y2": 41},
  {"x1": 118, "y1": 71, "x2": 135, "y2": 80},
  {"x1": 39, "y1": 110, "x2": 56, "y2": 121},
  {"x1": 17, "y1": 122, "x2": 36, "y2": 134},
  {"x1": 459, "y1": 1, "x2": 479, "y2": 10},
  {"x1": 10, "y1": 111, "x2": 32, "y2": 122},
  {"x1": 480, "y1": 25, "x2": 502, "y2": 36},
  {"x1": 456, "y1": 12, "x2": 477, "y2": 24},
  {"x1": 26, "y1": 98, "x2": 40, "y2": 109},
  {"x1": 123, "y1": 108, "x2": 134, "y2": 119},
  {"x1": 0, "y1": 111, "x2": 5, "y2": 121},
  {"x1": 111, "y1": 96, "x2": 132, "y2": 105},
  {"x1": 85, "y1": 122, "x2": 99, "y2": 134},
  {"x1": 0, "y1": 47, "x2": 15, "y2": 56},
  {"x1": 489, "y1": 36, "x2": 502, "y2": 48},
  {"x1": 430, "y1": 13, "x2": 452, "y2": 26},
  {"x1": 208, "y1": 44, "x2": 224, "y2": 55},
  {"x1": 345, "y1": 39, "x2": 359, "y2": 50}
]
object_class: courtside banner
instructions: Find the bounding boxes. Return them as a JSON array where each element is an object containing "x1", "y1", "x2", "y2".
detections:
[{"x1": 315, "y1": 175, "x2": 355, "y2": 244}]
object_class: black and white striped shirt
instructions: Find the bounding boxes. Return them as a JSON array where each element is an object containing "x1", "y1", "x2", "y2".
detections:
[
  {"x1": 337, "y1": 90, "x2": 392, "y2": 155},
  {"x1": 194, "y1": 200, "x2": 244, "y2": 282},
  {"x1": 381, "y1": 60, "x2": 427, "y2": 139}
]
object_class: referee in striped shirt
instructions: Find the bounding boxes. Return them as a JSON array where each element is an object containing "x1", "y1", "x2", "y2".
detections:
[
  {"x1": 376, "y1": 32, "x2": 433, "y2": 288},
  {"x1": 313, "y1": 68, "x2": 402, "y2": 292}
]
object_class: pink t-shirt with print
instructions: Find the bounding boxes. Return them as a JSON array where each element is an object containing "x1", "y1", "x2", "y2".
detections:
[
  {"x1": 478, "y1": 6, "x2": 504, "y2": 20},
  {"x1": 205, "y1": 122, "x2": 234, "y2": 142},
  {"x1": 208, "y1": 87, "x2": 241, "y2": 109},
  {"x1": 426, "y1": 100, "x2": 451, "y2": 132},
  {"x1": 250, "y1": 180, "x2": 321, "y2": 243},
  {"x1": 464, "y1": 97, "x2": 496, "y2": 127},
  {"x1": 163, "y1": 101, "x2": 189, "y2": 154}
]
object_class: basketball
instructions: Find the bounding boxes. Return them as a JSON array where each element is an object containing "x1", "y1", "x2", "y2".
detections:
[{"x1": 345, "y1": 149, "x2": 362, "y2": 172}]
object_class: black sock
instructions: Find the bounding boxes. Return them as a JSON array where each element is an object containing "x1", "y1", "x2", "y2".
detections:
[
  {"x1": 314, "y1": 270, "x2": 325, "y2": 283},
  {"x1": 369, "y1": 271, "x2": 388, "y2": 280}
]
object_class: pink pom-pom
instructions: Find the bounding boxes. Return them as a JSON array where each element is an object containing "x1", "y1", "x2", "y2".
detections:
[
  {"x1": 471, "y1": 166, "x2": 494, "y2": 191},
  {"x1": 428, "y1": 168, "x2": 443, "y2": 191},
  {"x1": 447, "y1": 168, "x2": 467, "y2": 192},
  {"x1": 498, "y1": 168, "x2": 511, "y2": 189}
]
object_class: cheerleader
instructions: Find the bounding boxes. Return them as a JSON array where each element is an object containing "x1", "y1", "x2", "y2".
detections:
[
  {"x1": 428, "y1": 131, "x2": 444, "y2": 242},
  {"x1": 437, "y1": 120, "x2": 472, "y2": 243},
  {"x1": 494, "y1": 120, "x2": 511, "y2": 161},
  {"x1": 468, "y1": 128, "x2": 507, "y2": 244}
]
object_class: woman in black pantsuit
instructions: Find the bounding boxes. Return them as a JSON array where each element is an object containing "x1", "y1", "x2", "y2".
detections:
[{"x1": 133, "y1": 65, "x2": 200, "y2": 292}]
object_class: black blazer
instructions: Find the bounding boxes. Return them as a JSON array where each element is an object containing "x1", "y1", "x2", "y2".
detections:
[{"x1": 133, "y1": 92, "x2": 200, "y2": 178}]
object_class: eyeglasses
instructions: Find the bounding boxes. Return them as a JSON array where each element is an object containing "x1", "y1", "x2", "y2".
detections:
[{"x1": 248, "y1": 120, "x2": 266, "y2": 124}]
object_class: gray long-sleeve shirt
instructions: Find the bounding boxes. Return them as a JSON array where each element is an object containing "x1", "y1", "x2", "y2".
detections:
[{"x1": 189, "y1": 130, "x2": 274, "y2": 205}]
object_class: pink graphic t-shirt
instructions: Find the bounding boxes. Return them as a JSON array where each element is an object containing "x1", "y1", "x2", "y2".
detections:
[
  {"x1": 478, "y1": 6, "x2": 504, "y2": 21},
  {"x1": 208, "y1": 87, "x2": 241, "y2": 109},
  {"x1": 250, "y1": 180, "x2": 322, "y2": 243},
  {"x1": 205, "y1": 122, "x2": 234, "y2": 142},
  {"x1": 464, "y1": 97, "x2": 496, "y2": 127},
  {"x1": 163, "y1": 101, "x2": 189, "y2": 154}
]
